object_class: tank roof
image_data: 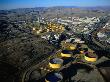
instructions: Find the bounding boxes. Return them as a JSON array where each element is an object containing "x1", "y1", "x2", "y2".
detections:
[
  {"x1": 46, "y1": 72, "x2": 63, "y2": 82},
  {"x1": 50, "y1": 58, "x2": 63, "y2": 64}
]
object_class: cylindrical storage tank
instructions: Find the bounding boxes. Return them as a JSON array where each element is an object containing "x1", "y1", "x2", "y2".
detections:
[
  {"x1": 80, "y1": 48, "x2": 89, "y2": 54},
  {"x1": 79, "y1": 48, "x2": 85, "y2": 54},
  {"x1": 80, "y1": 50, "x2": 84, "y2": 54},
  {"x1": 49, "y1": 58, "x2": 63, "y2": 69},
  {"x1": 61, "y1": 50, "x2": 72, "y2": 58},
  {"x1": 83, "y1": 53, "x2": 97, "y2": 62},
  {"x1": 61, "y1": 42, "x2": 76, "y2": 50},
  {"x1": 45, "y1": 72, "x2": 63, "y2": 82},
  {"x1": 68, "y1": 44, "x2": 76, "y2": 50}
]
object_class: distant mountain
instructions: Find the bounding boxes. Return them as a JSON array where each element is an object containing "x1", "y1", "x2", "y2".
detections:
[
  {"x1": 80, "y1": 6, "x2": 110, "y2": 11},
  {"x1": 52, "y1": 6, "x2": 110, "y2": 10},
  {"x1": 1, "y1": 6, "x2": 110, "y2": 11},
  {"x1": 43, "y1": 6, "x2": 110, "y2": 11}
]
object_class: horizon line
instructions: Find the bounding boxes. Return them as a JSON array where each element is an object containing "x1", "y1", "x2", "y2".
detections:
[{"x1": 1, "y1": 5, "x2": 110, "y2": 11}]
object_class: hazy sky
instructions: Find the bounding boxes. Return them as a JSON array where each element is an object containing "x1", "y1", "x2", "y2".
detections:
[{"x1": 0, "y1": 0, "x2": 110, "y2": 10}]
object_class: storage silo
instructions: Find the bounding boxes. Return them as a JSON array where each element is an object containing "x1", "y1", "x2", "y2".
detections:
[
  {"x1": 45, "y1": 72, "x2": 63, "y2": 82},
  {"x1": 49, "y1": 58, "x2": 63, "y2": 69},
  {"x1": 83, "y1": 53, "x2": 97, "y2": 62},
  {"x1": 61, "y1": 50, "x2": 72, "y2": 58}
]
